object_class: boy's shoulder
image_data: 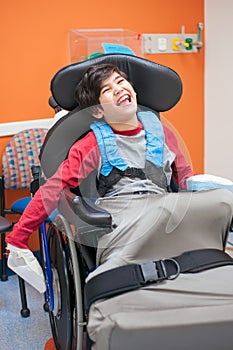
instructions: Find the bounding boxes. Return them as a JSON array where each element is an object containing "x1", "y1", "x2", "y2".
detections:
[{"x1": 71, "y1": 130, "x2": 98, "y2": 151}]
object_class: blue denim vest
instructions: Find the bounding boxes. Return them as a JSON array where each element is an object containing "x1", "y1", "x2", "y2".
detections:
[{"x1": 90, "y1": 111, "x2": 165, "y2": 177}]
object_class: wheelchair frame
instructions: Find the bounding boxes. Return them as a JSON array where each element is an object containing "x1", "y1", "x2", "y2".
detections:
[{"x1": 38, "y1": 54, "x2": 233, "y2": 350}]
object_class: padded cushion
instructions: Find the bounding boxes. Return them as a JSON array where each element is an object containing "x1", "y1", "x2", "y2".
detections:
[
  {"x1": 11, "y1": 197, "x2": 58, "y2": 222},
  {"x1": 40, "y1": 108, "x2": 95, "y2": 178},
  {"x1": 11, "y1": 197, "x2": 31, "y2": 213},
  {"x1": 50, "y1": 54, "x2": 182, "y2": 112}
]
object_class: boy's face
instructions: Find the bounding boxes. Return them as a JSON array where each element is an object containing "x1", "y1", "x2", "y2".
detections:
[{"x1": 94, "y1": 71, "x2": 138, "y2": 129}]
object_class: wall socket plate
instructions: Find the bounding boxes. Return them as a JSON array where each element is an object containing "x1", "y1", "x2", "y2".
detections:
[{"x1": 142, "y1": 33, "x2": 199, "y2": 54}]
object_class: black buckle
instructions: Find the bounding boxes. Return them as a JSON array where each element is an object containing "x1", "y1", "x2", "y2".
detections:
[
  {"x1": 122, "y1": 167, "x2": 146, "y2": 179},
  {"x1": 159, "y1": 258, "x2": 181, "y2": 280},
  {"x1": 140, "y1": 259, "x2": 180, "y2": 284},
  {"x1": 140, "y1": 261, "x2": 159, "y2": 283},
  {"x1": 123, "y1": 167, "x2": 137, "y2": 177}
]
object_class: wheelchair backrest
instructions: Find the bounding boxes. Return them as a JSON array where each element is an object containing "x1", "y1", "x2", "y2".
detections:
[{"x1": 40, "y1": 54, "x2": 182, "y2": 180}]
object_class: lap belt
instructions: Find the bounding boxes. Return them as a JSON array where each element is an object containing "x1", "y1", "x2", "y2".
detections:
[{"x1": 85, "y1": 248, "x2": 233, "y2": 312}]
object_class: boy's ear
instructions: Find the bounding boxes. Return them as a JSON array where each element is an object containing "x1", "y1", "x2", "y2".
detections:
[{"x1": 92, "y1": 106, "x2": 104, "y2": 119}]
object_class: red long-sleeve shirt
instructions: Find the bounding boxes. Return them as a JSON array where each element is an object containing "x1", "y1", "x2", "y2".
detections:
[{"x1": 6, "y1": 123, "x2": 193, "y2": 248}]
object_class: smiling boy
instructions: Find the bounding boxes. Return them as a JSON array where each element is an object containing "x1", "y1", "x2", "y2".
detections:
[{"x1": 6, "y1": 64, "x2": 233, "y2": 292}]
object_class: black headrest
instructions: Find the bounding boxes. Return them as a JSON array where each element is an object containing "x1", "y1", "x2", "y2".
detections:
[
  {"x1": 51, "y1": 53, "x2": 182, "y2": 112},
  {"x1": 41, "y1": 55, "x2": 182, "y2": 178}
]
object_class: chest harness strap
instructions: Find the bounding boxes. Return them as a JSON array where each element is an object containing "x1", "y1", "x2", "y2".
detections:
[
  {"x1": 90, "y1": 111, "x2": 167, "y2": 196},
  {"x1": 90, "y1": 110, "x2": 165, "y2": 177},
  {"x1": 84, "y1": 248, "x2": 233, "y2": 312}
]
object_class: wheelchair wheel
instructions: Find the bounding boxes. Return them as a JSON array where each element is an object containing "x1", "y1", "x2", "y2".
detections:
[
  {"x1": 48, "y1": 224, "x2": 74, "y2": 350},
  {"x1": 48, "y1": 215, "x2": 86, "y2": 350}
]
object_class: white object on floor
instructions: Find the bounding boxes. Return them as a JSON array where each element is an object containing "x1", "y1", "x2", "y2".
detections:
[{"x1": 7, "y1": 243, "x2": 46, "y2": 293}]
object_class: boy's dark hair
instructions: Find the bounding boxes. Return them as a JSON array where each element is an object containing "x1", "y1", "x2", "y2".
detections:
[{"x1": 74, "y1": 63, "x2": 127, "y2": 110}]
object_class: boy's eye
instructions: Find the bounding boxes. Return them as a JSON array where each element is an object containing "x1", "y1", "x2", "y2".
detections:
[
  {"x1": 102, "y1": 87, "x2": 110, "y2": 94},
  {"x1": 117, "y1": 78, "x2": 124, "y2": 84}
]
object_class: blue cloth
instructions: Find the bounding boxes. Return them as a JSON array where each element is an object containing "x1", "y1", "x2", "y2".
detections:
[{"x1": 90, "y1": 111, "x2": 165, "y2": 176}]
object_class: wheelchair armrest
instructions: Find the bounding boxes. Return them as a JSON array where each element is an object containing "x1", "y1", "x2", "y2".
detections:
[{"x1": 63, "y1": 188, "x2": 112, "y2": 228}]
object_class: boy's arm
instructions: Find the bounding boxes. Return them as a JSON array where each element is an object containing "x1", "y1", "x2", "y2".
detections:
[
  {"x1": 6, "y1": 132, "x2": 100, "y2": 248},
  {"x1": 163, "y1": 125, "x2": 194, "y2": 190}
]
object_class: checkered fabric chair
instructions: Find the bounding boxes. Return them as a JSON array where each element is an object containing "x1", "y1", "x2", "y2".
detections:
[{"x1": 1, "y1": 128, "x2": 47, "y2": 317}]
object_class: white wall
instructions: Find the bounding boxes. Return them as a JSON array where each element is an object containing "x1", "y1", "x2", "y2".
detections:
[
  {"x1": 205, "y1": 0, "x2": 233, "y2": 180},
  {"x1": 0, "y1": 119, "x2": 53, "y2": 137}
]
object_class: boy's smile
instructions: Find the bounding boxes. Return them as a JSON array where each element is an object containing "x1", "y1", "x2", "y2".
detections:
[{"x1": 116, "y1": 93, "x2": 132, "y2": 106}]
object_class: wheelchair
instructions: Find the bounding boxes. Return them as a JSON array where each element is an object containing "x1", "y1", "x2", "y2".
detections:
[{"x1": 38, "y1": 54, "x2": 233, "y2": 350}]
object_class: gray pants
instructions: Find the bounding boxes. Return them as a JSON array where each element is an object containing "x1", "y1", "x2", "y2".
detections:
[{"x1": 87, "y1": 189, "x2": 233, "y2": 348}]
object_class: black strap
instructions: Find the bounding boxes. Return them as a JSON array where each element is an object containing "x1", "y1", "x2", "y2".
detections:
[
  {"x1": 84, "y1": 249, "x2": 233, "y2": 312},
  {"x1": 98, "y1": 167, "x2": 146, "y2": 196}
]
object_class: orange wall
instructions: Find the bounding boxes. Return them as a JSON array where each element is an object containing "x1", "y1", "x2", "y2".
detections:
[
  {"x1": 0, "y1": 0, "x2": 204, "y2": 175},
  {"x1": 0, "y1": 0, "x2": 204, "y2": 172},
  {"x1": 0, "y1": 0, "x2": 204, "y2": 251}
]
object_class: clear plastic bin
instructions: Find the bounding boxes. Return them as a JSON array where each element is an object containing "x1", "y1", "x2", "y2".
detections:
[{"x1": 69, "y1": 28, "x2": 143, "y2": 63}]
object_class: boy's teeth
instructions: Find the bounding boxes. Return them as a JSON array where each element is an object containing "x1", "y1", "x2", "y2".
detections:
[{"x1": 119, "y1": 96, "x2": 129, "y2": 104}]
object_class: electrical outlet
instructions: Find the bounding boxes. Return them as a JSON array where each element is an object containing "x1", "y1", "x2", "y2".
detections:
[{"x1": 172, "y1": 38, "x2": 181, "y2": 51}]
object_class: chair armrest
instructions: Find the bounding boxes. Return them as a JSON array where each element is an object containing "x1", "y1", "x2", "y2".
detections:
[
  {"x1": 30, "y1": 165, "x2": 46, "y2": 195},
  {"x1": 63, "y1": 188, "x2": 112, "y2": 228}
]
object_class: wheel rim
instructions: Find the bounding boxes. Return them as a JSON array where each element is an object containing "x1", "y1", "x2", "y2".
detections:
[
  {"x1": 52, "y1": 268, "x2": 61, "y2": 317},
  {"x1": 48, "y1": 227, "x2": 73, "y2": 350}
]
